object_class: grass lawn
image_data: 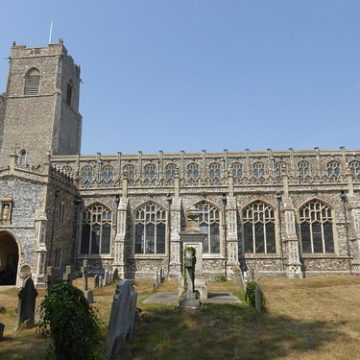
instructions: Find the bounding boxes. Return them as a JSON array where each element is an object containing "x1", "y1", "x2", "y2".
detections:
[{"x1": 1, "y1": 275, "x2": 360, "y2": 359}]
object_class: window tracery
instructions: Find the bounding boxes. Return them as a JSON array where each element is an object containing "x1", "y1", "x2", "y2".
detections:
[
  {"x1": 298, "y1": 160, "x2": 310, "y2": 183},
  {"x1": 135, "y1": 202, "x2": 166, "y2": 254},
  {"x1": 81, "y1": 203, "x2": 112, "y2": 255},
  {"x1": 18, "y1": 150, "x2": 27, "y2": 167},
  {"x1": 242, "y1": 201, "x2": 276, "y2": 254},
  {"x1": 349, "y1": 160, "x2": 360, "y2": 182},
  {"x1": 123, "y1": 164, "x2": 135, "y2": 185},
  {"x1": 253, "y1": 162, "x2": 265, "y2": 184},
  {"x1": 327, "y1": 161, "x2": 341, "y2": 180},
  {"x1": 299, "y1": 200, "x2": 334, "y2": 254},
  {"x1": 194, "y1": 201, "x2": 220, "y2": 254},
  {"x1": 165, "y1": 163, "x2": 176, "y2": 184},
  {"x1": 144, "y1": 164, "x2": 156, "y2": 185},
  {"x1": 62, "y1": 166, "x2": 72, "y2": 175},
  {"x1": 80, "y1": 165, "x2": 93, "y2": 187},
  {"x1": 274, "y1": 161, "x2": 286, "y2": 183},
  {"x1": 24, "y1": 68, "x2": 40, "y2": 95},
  {"x1": 100, "y1": 165, "x2": 114, "y2": 187},
  {"x1": 208, "y1": 162, "x2": 221, "y2": 185},
  {"x1": 187, "y1": 162, "x2": 200, "y2": 185}
]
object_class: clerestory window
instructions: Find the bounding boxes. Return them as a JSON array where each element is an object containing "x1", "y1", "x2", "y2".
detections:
[
  {"x1": 135, "y1": 202, "x2": 166, "y2": 254},
  {"x1": 232, "y1": 162, "x2": 243, "y2": 185},
  {"x1": 298, "y1": 160, "x2": 310, "y2": 183},
  {"x1": 349, "y1": 160, "x2": 360, "y2": 182},
  {"x1": 208, "y1": 162, "x2": 221, "y2": 185},
  {"x1": 187, "y1": 162, "x2": 200, "y2": 185},
  {"x1": 81, "y1": 203, "x2": 112, "y2": 255}
]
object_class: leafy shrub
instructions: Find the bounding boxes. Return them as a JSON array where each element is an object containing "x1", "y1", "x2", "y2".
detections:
[
  {"x1": 245, "y1": 281, "x2": 267, "y2": 312},
  {"x1": 213, "y1": 274, "x2": 226, "y2": 282},
  {"x1": 39, "y1": 282, "x2": 102, "y2": 360}
]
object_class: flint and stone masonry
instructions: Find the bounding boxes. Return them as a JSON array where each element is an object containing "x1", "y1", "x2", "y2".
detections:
[{"x1": 0, "y1": 41, "x2": 359, "y2": 286}]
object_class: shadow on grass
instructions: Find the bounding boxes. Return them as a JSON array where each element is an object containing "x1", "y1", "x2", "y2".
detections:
[{"x1": 121, "y1": 304, "x2": 349, "y2": 360}]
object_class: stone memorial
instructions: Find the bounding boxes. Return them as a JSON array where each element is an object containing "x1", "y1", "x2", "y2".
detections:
[
  {"x1": 99, "y1": 275, "x2": 104, "y2": 288},
  {"x1": 112, "y1": 268, "x2": 119, "y2": 283},
  {"x1": 81, "y1": 260, "x2": 93, "y2": 303},
  {"x1": 62, "y1": 265, "x2": 73, "y2": 285},
  {"x1": 44, "y1": 266, "x2": 54, "y2": 288},
  {"x1": 16, "y1": 277, "x2": 38, "y2": 330},
  {"x1": 94, "y1": 274, "x2": 100, "y2": 288},
  {"x1": 255, "y1": 284, "x2": 262, "y2": 312},
  {"x1": 106, "y1": 279, "x2": 137, "y2": 360}
]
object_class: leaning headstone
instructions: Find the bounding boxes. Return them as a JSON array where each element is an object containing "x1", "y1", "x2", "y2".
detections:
[
  {"x1": 81, "y1": 260, "x2": 93, "y2": 304},
  {"x1": 44, "y1": 266, "x2": 54, "y2": 288},
  {"x1": 255, "y1": 284, "x2": 262, "y2": 313},
  {"x1": 106, "y1": 279, "x2": 137, "y2": 360},
  {"x1": 62, "y1": 265, "x2": 73, "y2": 285},
  {"x1": 94, "y1": 274, "x2": 100, "y2": 288},
  {"x1": 105, "y1": 271, "x2": 110, "y2": 286},
  {"x1": 0, "y1": 323, "x2": 5, "y2": 341},
  {"x1": 113, "y1": 268, "x2": 119, "y2": 283},
  {"x1": 99, "y1": 275, "x2": 104, "y2": 288},
  {"x1": 16, "y1": 277, "x2": 38, "y2": 330}
]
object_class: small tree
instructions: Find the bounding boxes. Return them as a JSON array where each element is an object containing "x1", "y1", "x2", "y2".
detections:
[
  {"x1": 39, "y1": 282, "x2": 102, "y2": 360},
  {"x1": 245, "y1": 281, "x2": 267, "y2": 312}
]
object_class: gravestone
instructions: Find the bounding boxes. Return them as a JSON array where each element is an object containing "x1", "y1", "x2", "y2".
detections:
[
  {"x1": 99, "y1": 275, "x2": 104, "y2": 288},
  {"x1": 94, "y1": 274, "x2": 100, "y2": 288},
  {"x1": 113, "y1": 268, "x2": 119, "y2": 283},
  {"x1": 0, "y1": 323, "x2": 4, "y2": 341},
  {"x1": 105, "y1": 270, "x2": 110, "y2": 286},
  {"x1": 81, "y1": 260, "x2": 93, "y2": 304},
  {"x1": 16, "y1": 277, "x2": 38, "y2": 330},
  {"x1": 255, "y1": 284, "x2": 262, "y2": 312},
  {"x1": 44, "y1": 266, "x2": 54, "y2": 288},
  {"x1": 62, "y1": 265, "x2": 73, "y2": 285},
  {"x1": 106, "y1": 279, "x2": 137, "y2": 360}
]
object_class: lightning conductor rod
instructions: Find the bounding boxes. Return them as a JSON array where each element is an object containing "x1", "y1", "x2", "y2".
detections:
[{"x1": 48, "y1": 21, "x2": 53, "y2": 45}]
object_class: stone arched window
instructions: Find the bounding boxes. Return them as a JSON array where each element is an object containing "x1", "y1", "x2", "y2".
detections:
[
  {"x1": 194, "y1": 201, "x2": 220, "y2": 254},
  {"x1": 231, "y1": 162, "x2": 243, "y2": 185},
  {"x1": 242, "y1": 201, "x2": 276, "y2": 254},
  {"x1": 187, "y1": 162, "x2": 200, "y2": 185},
  {"x1": 298, "y1": 160, "x2": 310, "y2": 183},
  {"x1": 349, "y1": 160, "x2": 360, "y2": 182},
  {"x1": 66, "y1": 80, "x2": 72, "y2": 105},
  {"x1": 144, "y1": 164, "x2": 156, "y2": 185},
  {"x1": 100, "y1": 165, "x2": 113, "y2": 187},
  {"x1": 18, "y1": 150, "x2": 27, "y2": 167},
  {"x1": 123, "y1": 164, "x2": 135, "y2": 185},
  {"x1": 81, "y1": 203, "x2": 112, "y2": 255},
  {"x1": 327, "y1": 161, "x2": 341, "y2": 180},
  {"x1": 208, "y1": 162, "x2": 221, "y2": 185},
  {"x1": 253, "y1": 162, "x2": 265, "y2": 183},
  {"x1": 80, "y1": 165, "x2": 93, "y2": 187},
  {"x1": 134, "y1": 202, "x2": 166, "y2": 254},
  {"x1": 24, "y1": 68, "x2": 40, "y2": 95},
  {"x1": 165, "y1": 163, "x2": 176, "y2": 184},
  {"x1": 274, "y1": 161, "x2": 286, "y2": 183},
  {"x1": 299, "y1": 200, "x2": 334, "y2": 253}
]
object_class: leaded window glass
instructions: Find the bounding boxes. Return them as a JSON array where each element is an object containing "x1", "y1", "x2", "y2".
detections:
[
  {"x1": 101, "y1": 165, "x2": 114, "y2": 187},
  {"x1": 253, "y1": 162, "x2": 265, "y2": 184},
  {"x1": 144, "y1": 164, "x2": 156, "y2": 185},
  {"x1": 274, "y1": 161, "x2": 286, "y2": 183},
  {"x1": 299, "y1": 200, "x2": 334, "y2": 254},
  {"x1": 123, "y1": 164, "x2": 135, "y2": 185},
  {"x1": 165, "y1": 163, "x2": 177, "y2": 185},
  {"x1": 242, "y1": 201, "x2": 276, "y2": 254},
  {"x1": 298, "y1": 160, "x2": 310, "y2": 183},
  {"x1": 349, "y1": 160, "x2": 360, "y2": 182},
  {"x1": 187, "y1": 162, "x2": 200, "y2": 185},
  {"x1": 327, "y1": 161, "x2": 341, "y2": 181},
  {"x1": 194, "y1": 201, "x2": 220, "y2": 254},
  {"x1": 209, "y1": 162, "x2": 221, "y2": 185},
  {"x1": 24, "y1": 68, "x2": 40, "y2": 95},
  {"x1": 80, "y1": 166, "x2": 93, "y2": 187},
  {"x1": 134, "y1": 202, "x2": 166, "y2": 254},
  {"x1": 81, "y1": 203, "x2": 112, "y2": 255},
  {"x1": 231, "y1": 162, "x2": 243, "y2": 184}
]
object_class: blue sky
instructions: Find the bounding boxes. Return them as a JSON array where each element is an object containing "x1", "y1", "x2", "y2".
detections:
[{"x1": 0, "y1": 1, "x2": 359, "y2": 154}]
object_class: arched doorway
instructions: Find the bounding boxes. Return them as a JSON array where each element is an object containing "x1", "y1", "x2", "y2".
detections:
[{"x1": 0, "y1": 231, "x2": 19, "y2": 285}]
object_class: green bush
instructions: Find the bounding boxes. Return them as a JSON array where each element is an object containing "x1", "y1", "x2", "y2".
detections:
[
  {"x1": 39, "y1": 282, "x2": 102, "y2": 360},
  {"x1": 245, "y1": 281, "x2": 267, "y2": 312},
  {"x1": 213, "y1": 274, "x2": 226, "y2": 282}
]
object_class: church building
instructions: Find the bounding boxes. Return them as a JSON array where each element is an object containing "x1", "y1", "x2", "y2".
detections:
[{"x1": 0, "y1": 41, "x2": 360, "y2": 286}]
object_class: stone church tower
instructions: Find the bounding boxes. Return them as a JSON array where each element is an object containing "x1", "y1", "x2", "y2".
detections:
[{"x1": 0, "y1": 40, "x2": 82, "y2": 167}]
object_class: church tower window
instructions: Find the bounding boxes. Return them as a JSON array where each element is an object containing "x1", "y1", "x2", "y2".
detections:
[
  {"x1": 24, "y1": 68, "x2": 40, "y2": 95},
  {"x1": 81, "y1": 203, "x2": 112, "y2": 255},
  {"x1": 299, "y1": 200, "x2": 334, "y2": 254},
  {"x1": 134, "y1": 202, "x2": 166, "y2": 254},
  {"x1": 242, "y1": 201, "x2": 276, "y2": 254},
  {"x1": 66, "y1": 81, "x2": 72, "y2": 105},
  {"x1": 18, "y1": 150, "x2": 27, "y2": 167}
]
